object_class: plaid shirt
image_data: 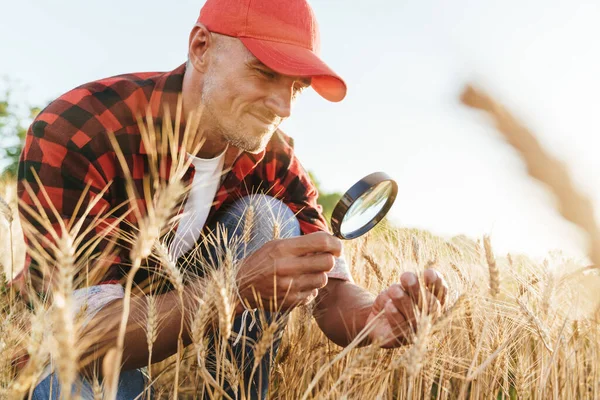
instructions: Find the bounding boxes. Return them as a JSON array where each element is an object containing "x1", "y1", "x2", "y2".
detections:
[{"x1": 13, "y1": 63, "x2": 351, "y2": 293}]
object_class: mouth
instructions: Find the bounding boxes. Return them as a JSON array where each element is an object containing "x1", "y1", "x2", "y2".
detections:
[{"x1": 250, "y1": 113, "x2": 277, "y2": 127}]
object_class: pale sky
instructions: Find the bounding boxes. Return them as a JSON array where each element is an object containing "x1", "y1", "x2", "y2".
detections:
[{"x1": 2, "y1": 0, "x2": 599, "y2": 261}]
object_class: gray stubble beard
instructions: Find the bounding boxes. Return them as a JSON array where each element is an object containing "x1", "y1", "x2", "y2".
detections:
[{"x1": 201, "y1": 75, "x2": 276, "y2": 154}]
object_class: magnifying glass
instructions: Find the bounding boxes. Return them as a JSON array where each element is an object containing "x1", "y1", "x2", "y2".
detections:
[{"x1": 330, "y1": 172, "x2": 398, "y2": 240}]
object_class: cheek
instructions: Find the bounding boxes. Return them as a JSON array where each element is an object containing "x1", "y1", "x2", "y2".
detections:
[
  {"x1": 205, "y1": 70, "x2": 265, "y2": 117},
  {"x1": 230, "y1": 83, "x2": 265, "y2": 116},
  {"x1": 205, "y1": 82, "x2": 235, "y2": 115}
]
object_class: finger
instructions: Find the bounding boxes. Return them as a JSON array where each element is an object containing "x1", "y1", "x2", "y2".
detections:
[
  {"x1": 422, "y1": 291, "x2": 442, "y2": 318},
  {"x1": 388, "y1": 284, "x2": 417, "y2": 330},
  {"x1": 282, "y1": 289, "x2": 319, "y2": 309},
  {"x1": 278, "y1": 273, "x2": 328, "y2": 293},
  {"x1": 278, "y1": 253, "x2": 336, "y2": 275},
  {"x1": 383, "y1": 300, "x2": 411, "y2": 347},
  {"x1": 424, "y1": 269, "x2": 448, "y2": 306},
  {"x1": 373, "y1": 289, "x2": 392, "y2": 313},
  {"x1": 280, "y1": 232, "x2": 343, "y2": 257},
  {"x1": 400, "y1": 272, "x2": 422, "y2": 310}
]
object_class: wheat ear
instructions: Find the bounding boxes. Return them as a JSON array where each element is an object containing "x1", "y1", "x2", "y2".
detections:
[
  {"x1": 411, "y1": 235, "x2": 421, "y2": 265},
  {"x1": 483, "y1": 235, "x2": 500, "y2": 298},
  {"x1": 362, "y1": 252, "x2": 385, "y2": 285},
  {"x1": 0, "y1": 195, "x2": 13, "y2": 226},
  {"x1": 405, "y1": 315, "x2": 433, "y2": 399},
  {"x1": 145, "y1": 293, "x2": 158, "y2": 396},
  {"x1": 517, "y1": 298, "x2": 553, "y2": 353}
]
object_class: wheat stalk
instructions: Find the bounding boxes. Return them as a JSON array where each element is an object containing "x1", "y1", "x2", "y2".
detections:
[
  {"x1": 153, "y1": 240, "x2": 184, "y2": 295},
  {"x1": 461, "y1": 85, "x2": 600, "y2": 265},
  {"x1": 518, "y1": 297, "x2": 553, "y2": 353},
  {"x1": 4, "y1": 85, "x2": 600, "y2": 398},
  {"x1": 92, "y1": 373, "x2": 102, "y2": 400},
  {"x1": 51, "y1": 233, "x2": 80, "y2": 399},
  {"x1": 272, "y1": 219, "x2": 281, "y2": 240},
  {"x1": 242, "y1": 204, "x2": 255, "y2": 254},
  {"x1": 253, "y1": 320, "x2": 279, "y2": 371},
  {"x1": 0, "y1": 194, "x2": 15, "y2": 305},
  {"x1": 541, "y1": 265, "x2": 554, "y2": 317},
  {"x1": 362, "y1": 252, "x2": 385, "y2": 285},
  {"x1": 411, "y1": 235, "x2": 421, "y2": 265},
  {"x1": 483, "y1": 235, "x2": 500, "y2": 298},
  {"x1": 210, "y1": 273, "x2": 233, "y2": 342},
  {"x1": 405, "y1": 315, "x2": 433, "y2": 398},
  {"x1": 6, "y1": 306, "x2": 50, "y2": 398},
  {"x1": 106, "y1": 102, "x2": 191, "y2": 400},
  {"x1": 464, "y1": 298, "x2": 478, "y2": 351},
  {"x1": 145, "y1": 293, "x2": 158, "y2": 396},
  {"x1": 0, "y1": 195, "x2": 13, "y2": 224},
  {"x1": 190, "y1": 296, "x2": 210, "y2": 369},
  {"x1": 152, "y1": 239, "x2": 186, "y2": 400},
  {"x1": 102, "y1": 347, "x2": 119, "y2": 400}
]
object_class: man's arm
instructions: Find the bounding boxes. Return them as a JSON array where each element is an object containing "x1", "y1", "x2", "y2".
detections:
[
  {"x1": 313, "y1": 278, "x2": 375, "y2": 347},
  {"x1": 314, "y1": 270, "x2": 449, "y2": 348},
  {"x1": 82, "y1": 231, "x2": 341, "y2": 372},
  {"x1": 80, "y1": 282, "x2": 218, "y2": 372}
]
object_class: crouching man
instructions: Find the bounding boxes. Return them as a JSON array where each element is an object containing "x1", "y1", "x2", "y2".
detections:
[{"x1": 13, "y1": 0, "x2": 448, "y2": 398}]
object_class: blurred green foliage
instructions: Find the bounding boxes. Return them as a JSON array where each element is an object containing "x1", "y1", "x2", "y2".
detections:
[
  {"x1": 308, "y1": 171, "x2": 342, "y2": 221},
  {"x1": 0, "y1": 84, "x2": 41, "y2": 177}
]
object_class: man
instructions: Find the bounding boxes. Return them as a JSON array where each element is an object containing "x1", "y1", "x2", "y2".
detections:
[{"x1": 15, "y1": 0, "x2": 449, "y2": 398}]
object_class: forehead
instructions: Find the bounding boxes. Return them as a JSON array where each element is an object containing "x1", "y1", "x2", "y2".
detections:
[
  {"x1": 248, "y1": 56, "x2": 312, "y2": 86},
  {"x1": 216, "y1": 36, "x2": 312, "y2": 86}
]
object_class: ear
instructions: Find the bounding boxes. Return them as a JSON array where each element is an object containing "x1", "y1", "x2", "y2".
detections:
[{"x1": 188, "y1": 23, "x2": 213, "y2": 72}]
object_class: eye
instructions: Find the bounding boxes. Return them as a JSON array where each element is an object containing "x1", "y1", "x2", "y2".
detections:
[{"x1": 256, "y1": 68, "x2": 276, "y2": 79}]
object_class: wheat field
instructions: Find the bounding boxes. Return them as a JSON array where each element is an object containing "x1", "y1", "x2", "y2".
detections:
[{"x1": 1, "y1": 87, "x2": 600, "y2": 399}]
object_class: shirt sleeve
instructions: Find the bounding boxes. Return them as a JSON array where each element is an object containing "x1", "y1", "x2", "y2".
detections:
[
  {"x1": 262, "y1": 133, "x2": 354, "y2": 282},
  {"x1": 33, "y1": 283, "x2": 125, "y2": 386},
  {"x1": 13, "y1": 104, "x2": 123, "y2": 298}
]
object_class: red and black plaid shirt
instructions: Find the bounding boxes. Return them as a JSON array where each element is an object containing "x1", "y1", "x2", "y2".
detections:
[{"x1": 14, "y1": 63, "x2": 349, "y2": 293}]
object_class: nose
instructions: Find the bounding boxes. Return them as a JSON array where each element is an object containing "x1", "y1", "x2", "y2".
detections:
[{"x1": 264, "y1": 85, "x2": 292, "y2": 119}]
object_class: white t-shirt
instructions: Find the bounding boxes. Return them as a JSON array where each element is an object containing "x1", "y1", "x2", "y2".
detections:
[{"x1": 169, "y1": 147, "x2": 227, "y2": 260}]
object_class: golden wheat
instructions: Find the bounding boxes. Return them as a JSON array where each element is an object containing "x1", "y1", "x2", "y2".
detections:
[{"x1": 2, "y1": 86, "x2": 600, "y2": 399}]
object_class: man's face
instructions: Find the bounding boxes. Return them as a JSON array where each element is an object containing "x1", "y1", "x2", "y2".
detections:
[{"x1": 199, "y1": 36, "x2": 310, "y2": 154}]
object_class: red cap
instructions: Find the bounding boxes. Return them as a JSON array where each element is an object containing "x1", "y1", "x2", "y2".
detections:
[{"x1": 198, "y1": 0, "x2": 347, "y2": 102}]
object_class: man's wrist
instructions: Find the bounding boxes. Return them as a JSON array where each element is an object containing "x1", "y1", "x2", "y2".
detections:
[{"x1": 315, "y1": 279, "x2": 376, "y2": 347}]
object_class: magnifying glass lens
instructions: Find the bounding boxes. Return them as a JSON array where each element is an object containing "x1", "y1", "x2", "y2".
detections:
[
  {"x1": 340, "y1": 181, "x2": 393, "y2": 236},
  {"x1": 330, "y1": 172, "x2": 398, "y2": 240}
]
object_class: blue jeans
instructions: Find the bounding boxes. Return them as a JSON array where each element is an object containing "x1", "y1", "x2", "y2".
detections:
[{"x1": 32, "y1": 195, "x2": 300, "y2": 399}]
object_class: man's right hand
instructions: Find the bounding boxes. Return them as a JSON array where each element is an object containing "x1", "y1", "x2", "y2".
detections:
[{"x1": 235, "y1": 231, "x2": 342, "y2": 312}]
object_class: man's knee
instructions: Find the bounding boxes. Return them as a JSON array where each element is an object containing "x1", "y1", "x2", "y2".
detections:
[
  {"x1": 232, "y1": 194, "x2": 300, "y2": 236},
  {"x1": 217, "y1": 194, "x2": 301, "y2": 257}
]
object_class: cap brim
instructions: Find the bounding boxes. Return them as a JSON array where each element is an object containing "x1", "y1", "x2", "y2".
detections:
[{"x1": 240, "y1": 37, "x2": 347, "y2": 102}]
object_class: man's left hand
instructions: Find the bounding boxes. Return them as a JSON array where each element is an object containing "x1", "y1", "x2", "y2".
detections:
[{"x1": 366, "y1": 269, "x2": 448, "y2": 348}]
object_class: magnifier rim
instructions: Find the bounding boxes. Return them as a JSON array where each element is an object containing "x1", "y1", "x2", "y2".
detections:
[{"x1": 331, "y1": 172, "x2": 398, "y2": 240}]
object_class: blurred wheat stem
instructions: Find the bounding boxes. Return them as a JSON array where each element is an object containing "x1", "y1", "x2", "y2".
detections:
[
  {"x1": 300, "y1": 309, "x2": 384, "y2": 400},
  {"x1": 19, "y1": 172, "x2": 121, "y2": 397},
  {"x1": 461, "y1": 85, "x2": 600, "y2": 266},
  {"x1": 145, "y1": 293, "x2": 158, "y2": 398},
  {"x1": 0, "y1": 194, "x2": 15, "y2": 306},
  {"x1": 105, "y1": 99, "x2": 200, "y2": 400},
  {"x1": 153, "y1": 238, "x2": 186, "y2": 399}
]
